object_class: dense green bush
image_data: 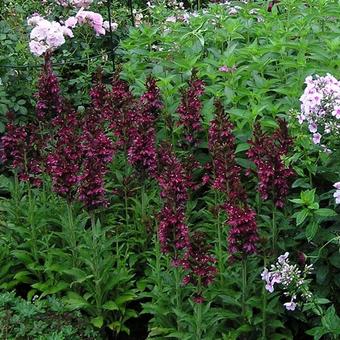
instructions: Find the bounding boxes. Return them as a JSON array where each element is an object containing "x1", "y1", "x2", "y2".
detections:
[{"x1": 0, "y1": 291, "x2": 102, "y2": 339}]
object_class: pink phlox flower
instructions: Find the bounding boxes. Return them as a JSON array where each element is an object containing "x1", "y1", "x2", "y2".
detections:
[
  {"x1": 65, "y1": 16, "x2": 78, "y2": 28},
  {"x1": 312, "y1": 132, "x2": 321, "y2": 144},
  {"x1": 278, "y1": 252, "x2": 289, "y2": 264},
  {"x1": 76, "y1": 9, "x2": 106, "y2": 36},
  {"x1": 284, "y1": 297, "x2": 297, "y2": 311}
]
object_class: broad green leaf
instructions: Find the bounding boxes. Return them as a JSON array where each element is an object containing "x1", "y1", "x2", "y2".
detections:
[
  {"x1": 314, "y1": 208, "x2": 337, "y2": 217},
  {"x1": 91, "y1": 316, "x2": 104, "y2": 328},
  {"x1": 64, "y1": 292, "x2": 90, "y2": 310},
  {"x1": 306, "y1": 221, "x2": 318, "y2": 241},
  {"x1": 329, "y1": 252, "x2": 340, "y2": 269},
  {"x1": 235, "y1": 143, "x2": 250, "y2": 153},
  {"x1": 102, "y1": 301, "x2": 119, "y2": 311},
  {"x1": 296, "y1": 209, "x2": 309, "y2": 226}
]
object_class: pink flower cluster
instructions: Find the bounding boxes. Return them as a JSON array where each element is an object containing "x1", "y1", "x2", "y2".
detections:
[
  {"x1": 28, "y1": 5, "x2": 118, "y2": 56},
  {"x1": 56, "y1": 0, "x2": 93, "y2": 8},
  {"x1": 218, "y1": 65, "x2": 236, "y2": 73},
  {"x1": 247, "y1": 119, "x2": 294, "y2": 208},
  {"x1": 261, "y1": 252, "x2": 313, "y2": 311},
  {"x1": 75, "y1": 9, "x2": 106, "y2": 36},
  {"x1": 28, "y1": 14, "x2": 73, "y2": 56},
  {"x1": 299, "y1": 74, "x2": 340, "y2": 145},
  {"x1": 334, "y1": 182, "x2": 340, "y2": 205}
]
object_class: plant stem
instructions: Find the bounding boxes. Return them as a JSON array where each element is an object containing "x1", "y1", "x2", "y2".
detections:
[
  {"x1": 174, "y1": 265, "x2": 182, "y2": 331},
  {"x1": 66, "y1": 202, "x2": 77, "y2": 267},
  {"x1": 272, "y1": 204, "x2": 277, "y2": 255},
  {"x1": 141, "y1": 183, "x2": 146, "y2": 239},
  {"x1": 215, "y1": 192, "x2": 224, "y2": 283},
  {"x1": 195, "y1": 301, "x2": 202, "y2": 340},
  {"x1": 241, "y1": 258, "x2": 247, "y2": 321},
  {"x1": 13, "y1": 173, "x2": 20, "y2": 226},
  {"x1": 27, "y1": 185, "x2": 38, "y2": 262},
  {"x1": 155, "y1": 233, "x2": 162, "y2": 290},
  {"x1": 262, "y1": 257, "x2": 267, "y2": 340}
]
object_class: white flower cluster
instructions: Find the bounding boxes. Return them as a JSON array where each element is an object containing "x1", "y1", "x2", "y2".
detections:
[
  {"x1": 334, "y1": 182, "x2": 340, "y2": 205},
  {"x1": 147, "y1": 0, "x2": 184, "y2": 10},
  {"x1": 261, "y1": 252, "x2": 313, "y2": 311},
  {"x1": 299, "y1": 74, "x2": 340, "y2": 145}
]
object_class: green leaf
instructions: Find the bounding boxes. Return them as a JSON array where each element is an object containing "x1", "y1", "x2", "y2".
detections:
[
  {"x1": 329, "y1": 252, "x2": 340, "y2": 269},
  {"x1": 12, "y1": 250, "x2": 33, "y2": 264},
  {"x1": 115, "y1": 293, "x2": 136, "y2": 307},
  {"x1": 308, "y1": 202, "x2": 319, "y2": 210},
  {"x1": 300, "y1": 189, "x2": 315, "y2": 205},
  {"x1": 91, "y1": 316, "x2": 104, "y2": 328},
  {"x1": 322, "y1": 306, "x2": 340, "y2": 333},
  {"x1": 292, "y1": 178, "x2": 311, "y2": 189},
  {"x1": 316, "y1": 264, "x2": 329, "y2": 284},
  {"x1": 235, "y1": 143, "x2": 250, "y2": 153},
  {"x1": 306, "y1": 326, "x2": 327, "y2": 340},
  {"x1": 296, "y1": 209, "x2": 309, "y2": 226},
  {"x1": 315, "y1": 298, "x2": 331, "y2": 305},
  {"x1": 306, "y1": 221, "x2": 318, "y2": 241},
  {"x1": 64, "y1": 292, "x2": 90, "y2": 310},
  {"x1": 314, "y1": 208, "x2": 337, "y2": 217},
  {"x1": 290, "y1": 198, "x2": 303, "y2": 204},
  {"x1": 102, "y1": 301, "x2": 119, "y2": 311}
]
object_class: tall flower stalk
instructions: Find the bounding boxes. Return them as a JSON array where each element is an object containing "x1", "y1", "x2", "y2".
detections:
[
  {"x1": 177, "y1": 74, "x2": 205, "y2": 146},
  {"x1": 208, "y1": 100, "x2": 259, "y2": 318},
  {"x1": 127, "y1": 76, "x2": 162, "y2": 178},
  {"x1": 208, "y1": 101, "x2": 258, "y2": 258},
  {"x1": 156, "y1": 143, "x2": 191, "y2": 255},
  {"x1": 247, "y1": 119, "x2": 294, "y2": 256},
  {"x1": 247, "y1": 119, "x2": 294, "y2": 209}
]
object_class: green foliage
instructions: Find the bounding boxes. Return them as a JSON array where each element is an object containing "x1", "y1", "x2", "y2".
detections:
[
  {"x1": 0, "y1": 175, "x2": 140, "y2": 336},
  {"x1": 0, "y1": 291, "x2": 102, "y2": 339}
]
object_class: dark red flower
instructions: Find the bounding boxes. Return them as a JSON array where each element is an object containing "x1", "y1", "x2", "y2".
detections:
[
  {"x1": 177, "y1": 75, "x2": 205, "y2": 145},
  {"x1": 1, "y1": 122, "x2": 28, "y2": 173},
  {"x1": 158, "y1": 206, "x2": 190, "y2": 253},
  {"x1": 140, "y1": 76, "x2": 163, "y2": 118},
  {"x1": 182, "y1": 232, "x2": 217, "y2": 287},
  {"x1": 35, "y1": 53, "x2": 63, "y2": 121},
  {"x1": 156, "y1": 144, "x2": 191, "y2": 253},
  {"x1": 247, "y1": 119, "x2": 294, "y2": 208},
  {"x1": 208, "y1": 100, "x2": 246, "y2": 201},
  {"x1": 1, "y1": 120, "x2": 43, "y2": 186},
  {"x1": 108, "y1": 76, "x2": 134, "y2": 150},
  {"x1": 77, "y1": 97, "x2": 115, "y2": 209},
  {"x1": 127, "y1": 77, "x2": 162, "y2": 177},
  {"x1": 46, "y1": 110, "x2": 83, "y2": 200},
  {"x1": 224, "y1": 203, "x2": 259, "y2": 259}
]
